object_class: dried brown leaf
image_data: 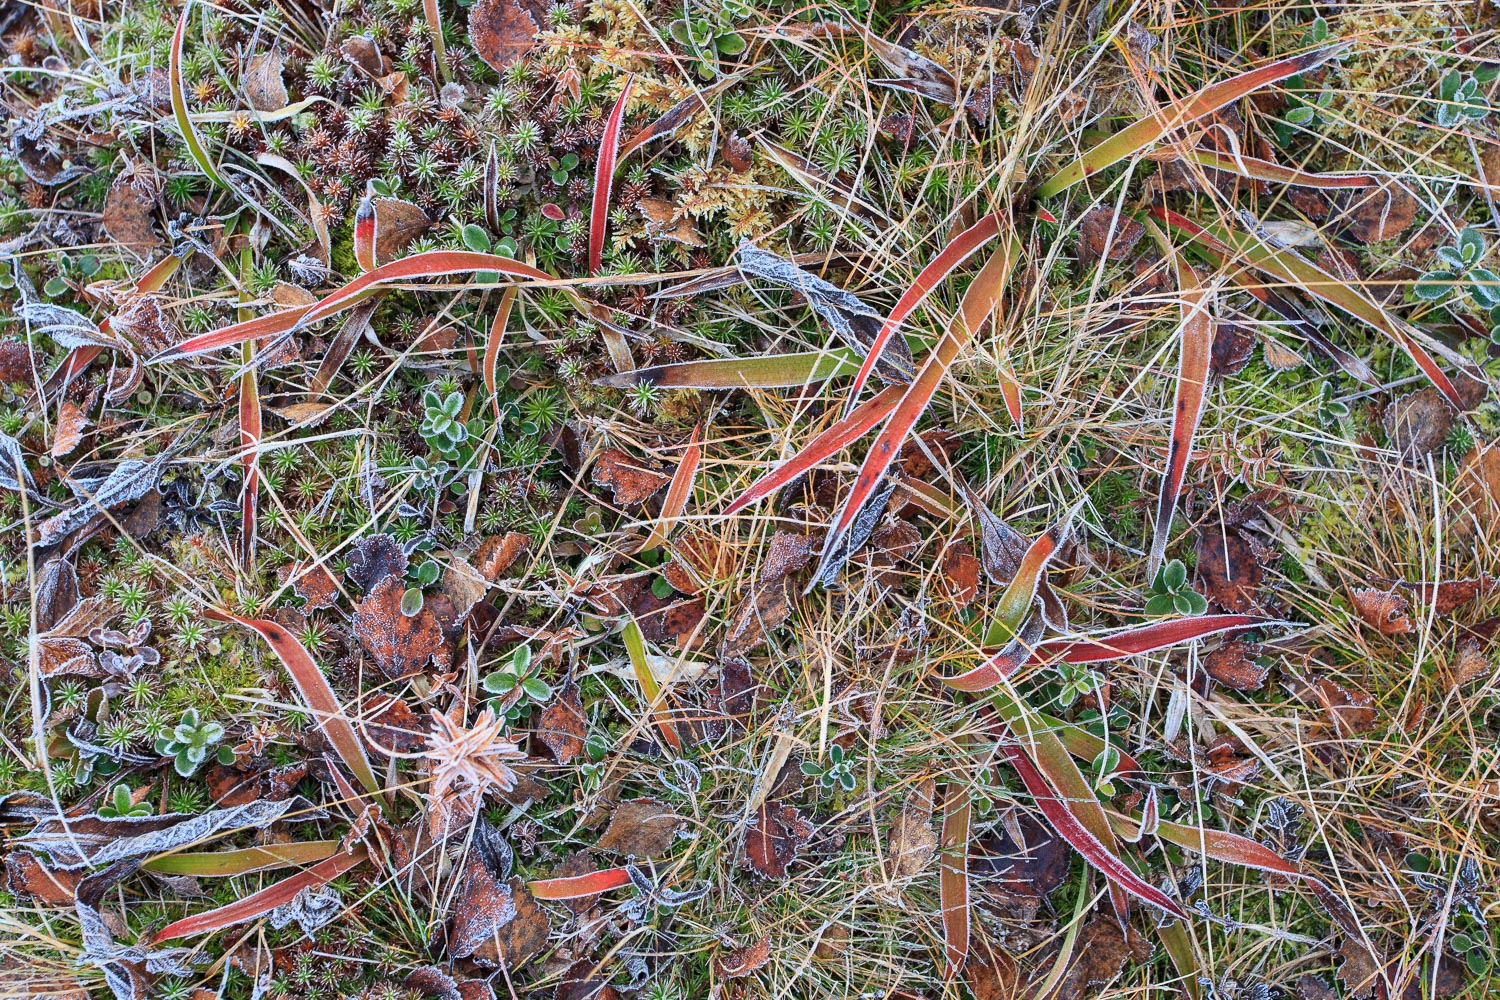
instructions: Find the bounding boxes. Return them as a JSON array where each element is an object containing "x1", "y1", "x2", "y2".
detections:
[
  {"x1": 595, "y1": 797, "x2": 682, "y2": 857},
  {"x1": 1203, "y1": 638, "x2": 1268, "y2": 691},
  {"x1": 1053, "y1": 916, "x2": 1152, "y2": 1000},
  {"x1": 353, "y1": 575, "x2": 444, "y2": 679},
  {"x1": 1351, "y1": 587, "x2": 1412, "y2": 635},
  {"x1": 474, "y1": 532, "x2": 529, "y2": 580},
  {"x1": 52, "y1": 400, "x2": 89, "y2": 458},
  {"x1": 537, "y1": 678, "x2": 585, "y2": 764},
  {"x1": 279, "y1": 560, "x2": 339, "y2": 610},
  {"x1": 719, "y1": 579, "x2": 792, "y2": 658},
  {"x1": 592, "y1": 448, "x2": 671, "y2": 506},
  {"x1": 469, "y1": 0, "x2": 539, "y2": 72},
  {"x1": 102, "y1": 179, "x2": 160, "y2": 252},
  {"x1": 742, "y1": 800, "x2": 813, "y2": 879},
  {"x1": 243, "y1": 51, "x2": 288, "y2": 111},
  {"x1": 1196, "y1": 526, "x2": 1266, "y2": 613},
  {"x1": 716, "y1": 936, "x2": 772, "y2": 979},
  {"x1": 1382, "y1": 387, "x2": 1455, "y2": 462},
  {"x1": 885, "y1": 776, "x2": 937, "y2": 878}
]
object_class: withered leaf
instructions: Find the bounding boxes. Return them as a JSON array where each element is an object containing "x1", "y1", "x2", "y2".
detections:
[
  {"x1": 743, "y1": 800, "x2": 813, "y2": 879},
  {"x1": 1195, "y1": 526, "x2": 1266, "y2": 613},
  {"x1": 661, "y1": 531, "x2": 732, "y2": 595},
  {"x1": 964, "y1": 932, "x2": 1021, "y2": 1000},
  {"x1": 101, "y1": 179, "x2": 160, "y2": 253},
  {"x1": 885, "y1": 776, "x2": 937, "y2": 879},
  {"x1": 346, "y1": 533, "x2": 408, "y2": 595},
  {"x1": 267, "y1": 402, "x2": 337, "y2": 427},
  {"x1": 1395, "y1": 576, "x2": 1494, "y2": 615},
  {"x1": 354, "y1": 576, "x2": 444, "y2": 679},
  {"x1": 1351, "y1": 587, "x2": 1412, "y2": 635},
  {"x1": 471, "y1": 877, "x2": 550, "y2": 970},
  {"x1": 52, "y1": 400, "x2": 89, "y2": 458},
  {"x1": 1337, "y1": 936, "x2": 1382, "y2": 1000},
  {"x1": 719, "y1": 579, "x2": 792, "y2": 658},
  {"x1": 716, "y1": 936, "x2": 772, "y2": 979},
  {"x1": 1076, "y1": 207, "x2": 1145, "y2": 265},
  {"x1": 474, "y1": 532, "x2": 529, "y2": 581},
  {"x1": 1204, "y1": 733, "x2": 1260, "y2": 788},
  {"x1": 6, "y1": 850, "x2": 82, "y2": 905},
  {"x1": 35, "y1": 556, "x2": 79, "y2": 633},
  {"x1": 203, "y1": 761, "x2": 309, "y2": 807},
  {"x1": 469, "y1": 0, "x2": 539, "y2": 73},
  {"x1": 1457, "y1": 443, "x2": 1500, "y2": 536},
  {"x1": 718, "y1": 656, "x2": 760, "y2": 727},
  {"x1": 1297, "y1": 975, "x2": 1338, "y2": 1000},
  {"x1": 1262, "y1": 337, "x2": 1305, "y2": 370},
  {"x1": 595, "y1": 797, "x2": 682, "y2": 857},
  {"x1": 941, "y1": 540, "x2": 981, "y2": 608},
  {"x1": 340, "y1": 35, "x2": 391, "y2": 77},
  {"x1": 437, "y1": 552, "x2": 487, "y2": 622},
  {"x1": 361, "y1": 693, "x2": 430, "y2": 755},
  {"x1": 638, "y1": 197, "x2": 705, "y2": 247},
  {"x1": 447, "y1": 822, "x2": 518, "y2": 961},
  {"x1": 1053, "y1": 916, "x2": 1152, "y2": 1000},
  {"x1": 537, "y1": 678, "x2": 585, "y2": 764},
  {"x1": 1302, "y1": 675, "x2": 1378, "y2": 737},
  {"x1": 279, "y1": 560, "x2": 339, "y2": 610},
  {"x1": 1203, "y1": 638, "x2": 1268, "y2": 691},
  {"x1": 243, "y1": 51, "x2": 288, "y2": 111},
  {"x1": 357, "y1": 195, "x2": 431, "y2": 268},
  {"x1": 971, "y1": 811, "x2": 1070, "y2": 904},
  {"x1": 761, "y1": 531, "x2": 815, "y2": 582},
  {"x1": 36, "y1": 636, "x2": 96, "y2": 677},
  {"x1": 1382, "y1": 387, "x2": 1454, "y2": 462},
  {"x1": 555, "y1": 959, "x2": 622, "y2": 1000},
  {"x1": 1338, "y1": 182, "x2": 1418, "y2": 244},
  {"x1": 592, "y1": 448, "x2": 670, "y2": 506},
  {"x1": 1211, "y1": 322, "x2": 1255, "y2": 377}
]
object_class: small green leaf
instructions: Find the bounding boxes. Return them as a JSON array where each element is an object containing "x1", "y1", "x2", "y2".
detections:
[
  {"x1": 461, "y1": 224, "x2": 491, "y2": 253},
  {"x1": 1467, "y1": 950, "x2": 1489, "y2": 975},
  {"x1": 521, "y1": 676, "x2": 552, "y2": 701},
  {"x1": 651, "y1": 576, "x2": 674, "y2": 599},
  {"x1": 44, "y1": 276, "x2": 70, "y2": 297},
  {"x1": 1145, "y1": 594, "x2": 1176, "y2": 616},
  {"x1": 1459, "y1": 227, "x2": 1486, "y2": 264},
  {"x1": 1407, "y1": 852, "x2": 1431, "y2": 873},
  {"x1": 512, "y1": 645, "x2": 532, "y2": 672},
  {"x1": 715, "y1": 32, "x2": 746, "y2": 55},
  {"x1": 400, "y1": 587, "x2": 424, "y2": 616},
  {"x1": 217, "y1": 745, "x2": 237, "y2": 765},
  {"x1": 1163, "y1": 560, "x2": 1187, "y2": 592},
  {"x1": 483, "y1": 671, "x2": 516, "y2": 694},
  {"x1": 1413, "y1": 271, "x2": 1455, "y2": 300}
]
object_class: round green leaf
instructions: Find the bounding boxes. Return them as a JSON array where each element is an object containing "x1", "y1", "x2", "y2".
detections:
[{"x1": 400, "y1": 587, "x2": 425, "y2": 616}]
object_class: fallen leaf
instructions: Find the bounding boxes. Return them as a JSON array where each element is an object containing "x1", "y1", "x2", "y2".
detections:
[
  {"x1": 339, "y1": 35, "x2": 391, "y2": 77},
  {"x1": 471, "y1": 877, "x2": 550, "y2": 970},
  {"x1": 554, "y1": 959, "x2": 622, "y2": 1000},
  {"x1": 971, "y1": 811, "x2": 1070, "y2": 906},
  {"x1": 35, "y1": 556, "x2": 79, "y2": 632},
  {"x1": 716, "y1": 936, "x2": 771, "y2": 979},
  {"x1": 361, "y1": 693, "x2": 430, "y2": 755},
  {"x1": 1203, "y1": 638, "x2": 1268, "y2": 690},
  {"x1": 52, "y1": 400, "x2": 90, "y2": 457},
  {"x1": 719, "y1": 579, "x2": 792, "y2": 658},
  {"x1": 446, "y1": 821, "x2": 518, "y2": 961},
  {"x1": 638, "y1": 197, "x2": 705, "y2": 247},
  {"x1": 1262, "y1": 337, "x2": 1305, "y2": 370},
  {"x1": 437, "y1": 552, "x2": 487, "y2": 622},
  {"x1": 279, "y1": 560, "x2": 339, "y2": 610},
  {"x1": 1338, "y1": 182, "x2": 1418, "y2": 243},
  {"x1": 1394, "y1": 576, "x2": 1494, "y2": 615},
  {"x1": 353, "y1": 193, "x2": 431, "y2": 270},
  {"x1": 1337, "y1": 935, "x2": 1382, "y2": 1000},
  {"x1": 102, "y1": 178, "x2": 160, "y2": 253},
  {"x1": 469, "y1": 0, "x2": 539, "y2": 73},
  {"x1": 537, "y1": 678, "x2": 585, "y2": 764},
  {"x1": 1076, "y1": 207, "x2": 1145, "y2": 265},
  {"x1": 964, "y1": 932, "x2": 1021, "y2": 1000},
  {"x1": 886, "y1": 776, "x2": 937, "y2": 878},
  {"x1": 346, "y1": 533, "x2": 408, "y2": 596},
  {"x1": 1451, "y1": 638, "x2": 1494, "y2": 688},
  {"x1": 1457, "y1": 443, "x2": 1500, "y2": 535},
  {"x1": 1351, "y1": 587, "x2": 1412, "y2": 635},
  {"x1": 941, "y1": 540, "x2": 982, "y2": 608},
  {"x1": 595, "y1": 798, "x2": 682, "y2": 857},
  {"x1": 203, "y1": 761, "x2": 309, "y2": 807},
  {"x1": 1297, "y1": 975, "x2": 1338, "y2": 1000},
  {"x1": 1211, "y1": 322, "x2": 1255, "y2": 377},
  {"x1": 1195, "y1": 526, "x2": 1267, "y2": 613},
  {"x1": 1382, "y1": 387, "x2": 1454, "y2": 462},
  {"x1": 1303, "y1": 675, "x2": 1378, "y2": 737},
  {"x1": 592, "y1": 448, "x2": 671, "y2": 506},
  {"x1": 742, "y1": 800, "x2": 813, "y2": 879},
  {"x1": 353, "y1": 576, "x2": 444, "y2": 679},
  {"x1": 267, "y1": 402, "x2": 337, "y2": 426},
  {"x1": 35, "y1": 636, "x2": 96, "y2": 677},
  {"x1": 1053, "y1": 916, "x2": 1152, "y2": 1000},
  {"x1": 6, "y1": 850, "x2": 82, "y2": 905},
  {"x1": 243, "y1": 51, "x2": 288, "y2": 111},
  {"x1": 661, "y1": 531, "x2": 733, "y2": 595},
  {"x1": 1203, "y1": 733, "x2": 1261, "y2": 789},
  {"x1": 474, "y1": 532, "x2": 529, "y2": 580},
  {"x1": 761, "y1": 531, "x2": 815, "y2": 582},
  {"x1": 718, "y1": 657, "x2": 760, "y2": 727}
]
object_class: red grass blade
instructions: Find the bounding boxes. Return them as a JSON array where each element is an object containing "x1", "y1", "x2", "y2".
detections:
[
  {"x1": 941, "y1": 615, "x2": 1283, "y2": 691},
  {"x1": 846, "y1": 212, "x2": 1003, "y2": 405},
  {"x1": 641, "y1": 423, "x2": 701, "y2": 552},
  {"x1": 723, "y1": 384, "x2": 904, "y2": 517},
  {"x1": 1002, "y1": 741, "x2": 1187, "y2": 920},
  {"x1": 1036, "y1": 43, "x2": 1348, "y2": 199},
  {"x1": 1149, "y1": 254, "x2": 1213, "y2": 578},
  {"x1": 1179, "y1": 148, "x2": 1376, "y2": 188},
  {"x1": 597, "y1": 348, "x2": 861, "y2": 390},
  {"x1": 939, "y1": 780, "x2": 971, "y2": 979},
  {"x1": 528, "y1": 867, "x2": 633, "y2": 899},
  {"x1": 204, "y1": 609, "x2": 382, "y2": 798},
  {"x1": 153, "y1": 848, "x2": 366, "y2": 941},
  {"x1": 485, "y1": 286, "x2": 516, "y2": 418},
  {"x1": 1150, "y1": 205, "x2": 1472, "y2": 410},
  {"x1": 816, "y1": 234, "x2": 1020, "y2": 579},
  {"x1": 150, "y1": 252, "x2": 554, "y2": 363},
  {"x1": 353, "y1": 194, "x2": 376, "y2": 272},
  {"x1": 591, "y1": 76, "x2": 635, "y2": 275}
]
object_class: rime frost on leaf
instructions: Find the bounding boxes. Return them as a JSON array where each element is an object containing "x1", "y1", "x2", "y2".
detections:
[{"x1": 268, "y1": 884, "x2": 344, "y2": 935}]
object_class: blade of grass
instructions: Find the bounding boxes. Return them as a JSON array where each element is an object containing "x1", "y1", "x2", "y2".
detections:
[
  {"x1": 204, "y1": 609, "x2": 382, "y2": 799},
  {"x1": 723, "y1": 384, "x2": 904, "y2": 517},
  {"x1": 596, "y1": 348, "x2": 861, "y2": 390},
  {"x1": 171, "y1": 1, "x2": 230, "y2": 192},
  {"x1": 423, "y1": 0, "x2": 449, "y2": 82},
  {"x1": 982, "y1": 500, "x2": 1082, "y2": 647},
  {"x1": 1036, "y1": 43, "x2": 1348, "y2": 199},
  {"x1": 1151, "y1": 205, "x2": 1471, "y2": 409},
  {"x1": 939, "y1": 780, "x2": 971, "y2": 979},
  {"x1": 1177, "y1": 148, "x2": 1376, "y2": 189},
  {"x1": 622, "y1": 617, "x2": 681, "y2": 752},
  {"x1": 814, "y1": 233, "x2": 1020, "y2": 579},
  {"x1": 237, "y1": 239, "x2": 259, "y2": 567},
  {"x1": 152, "y1": 848, "x2": 366, "y2": 941},
  {"x1": 257, "y1": 153, "x2": 330, "y2": 263},
  {"x1": 846, "y1": 212, "x2": 1004, "y2": 407},
  {"x1": 640, "y1": 423, "x2": 701, "y2": 552},
  {"x1": 616, "y1": 71, "x2": 746, "y2": 162},
  {"x1": 1148, "y1": 247, "x2": 1213, "y2": 579},
  {"x1": 144, "y1": 841, "x2": 341, "y2": 876},
  {"x1": 591, "y1": 75, "x2": 635, "y2": 275},
  {"x1": 528, "y1": 867, "x2": 633, "y2": 899},
  {"x1": 484, "y1": 286, "x2": 516, "y2": 418}
]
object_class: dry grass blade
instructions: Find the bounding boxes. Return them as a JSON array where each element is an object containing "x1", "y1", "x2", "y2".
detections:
[
  {"x1": 591, "y1": 75, "x2": 635, "y2": 275},
  {"x1": 724, "y1": 384, "x2": 903, "y2": 516},
  {"x1": 640, "y1": 423, "x2": 701, "y2": 552},
  {"x1": 484, "y1": 286, "x2": 516, "y2": 417},
  {"x1": 528, "y1": 867, "x2": 633, "y2": 898},
  {"x1": 1178, "y1": 148, "x2": 1376, "y2": 189},
  {"x1": 939, "y1": 780, "x2": 971, "y2": 979},
  {"x1": 1036, "y1": 43, "x2": 1348, "y2": 199},
  {"x1": 1148, "y1": 249, "x2": 1213, "y2": 578},
  {"x1": 597, "y1": 348, "x2": 861, "y2": 390},
  {"x1": 204, "y1": 609, "x2": 382, "y2": 798},
  {"x1": 152, "y1": 847, "x2": 366, "y2": 941}
]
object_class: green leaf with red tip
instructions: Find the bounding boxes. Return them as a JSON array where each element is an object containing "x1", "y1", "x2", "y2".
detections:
[
  {"x1": 153, "y1": 848, "x2": 367, "y2": 941},
  {"x1": 1179, "y1": 148, "x2": 1376, "y2": 188},
  {"x1": 1036, "y1": 43, "x2": 1349, "y2": 199},
  {"x1": 591, "y1": 76, "x2": 634, "y2": 275}
]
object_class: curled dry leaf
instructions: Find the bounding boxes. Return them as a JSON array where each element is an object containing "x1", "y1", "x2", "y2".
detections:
[
  {"x1": 354, "y1": 576, "x2": 444, "y2": 679},
  {"x1": 1299, "y1": 675, "x2": 1378, "y2": 737},
  {"x1": 1203, "y1": 638, "x2": 1268, "y2": 690},
  {"x1": 595, "y1": 797, "x2": 682, "y2": 857},
  {"x1": 638, "y1": 197, "x2": 705, "y2": 247},
  {"x1": 716, "y1": 936, "x2": 772, "y2": 979},
  {"x1": 885, "y1": 776, "x2": 938, "y2": 879},
  {"x1": 536, "y1": 678, "x2": 586, "y2": 764},
  {"x1": 742, "y1": 800, "x2": 813, "y2": 879},
  {"x1": 446, "y1": 821, "x2": 517, "y2": 961},
  {"x1": 353, "y1": 192, "x2": 431, "y2": 271},
  {"x1": 469, "y1": 0, "x2": 540, "y2": 72},
  {"x1": 719, "y1": 578, "x2": 793, "y2": 658},
  {"x1": 1336, "y1": 182, "x2": 1418, "y2": 244},
  {"x1": 592, "y1": 448, "x2": 671, "y2": 506},
  {"x1": 1262, "y1": 336, "x2": 1305, "y2": 371},
  {"x1": 346, "y1": 533, "x2": 408, "y2": 596},
  {"x1": 1211, "y1": 322, "x2": 1256, "y2": 377},
  {"x1": 474, "y1": 531, "x2": 529, "y2": 580},
  {"x1": 6, "y1": 850, "x2": 83, "y2": 905},
  {"x1": 761, "y1": 531, "x2": 816, "y2": 582},
  {"x1": 242, "y1": 51, "x2": 288, "y2": 111},
  {"x1": 1350, "y1": 587, "x2": 1412, "y2": 635},
  {"x1": 1052, "y1": 916, "x2": 1153, "y2": 1000},
  {"x1": 1076, "y1": 207, "x2": 1145, "y2": 265}
]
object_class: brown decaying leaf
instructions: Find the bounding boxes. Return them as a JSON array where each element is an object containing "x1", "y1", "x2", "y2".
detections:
[
  {"x1": 941, "y1": 540, "x2": 982, "y2": 608},
  {"x1": 279, "y1": 560, "x2": 339, "y2": 610},
  {"x1": 716, "y1": 936, "x2": 772, "y2": 979},
  {"x1": 661, "y1": 531, "x2": 732, "y2": 594},
  {"x1": 761, "y1": 531, "x2": 815, "y2": 582},
  {"x1": 469, "y1": 0, "x2": 539, "y2": 72},
  {"x1": 592, "y1": 448, "x2": 671, "y2": 505},
  {"x1": 1262, "y1": 337, "x2": 1305, "y2": 370},
  {"x1": 474, "y1": 531, "x2": 530, "y2": 580},
  {"x1": 1076, "y1": 207, "x2": 1145, "y2": 265},
  {"x1": 1351, "y1": 587, "x2": 1413, "y2": 635},
  {"x1": 353, "y1": 575, "x2": 445, "y2": 679},
  {"x1": 1382, "y1": 387, "x2": 1455, "y2": 462},
  {"x1": 1203, "y1": 638, "x2": 1268, "y2": 690},
  {"x1": 243, "y1": 51, "x2": 288, "y2": 111},
  {"x1": 885, "y1": 776, "x2": 937, "y2": 879},
  {"x1": 1337, "y1": 182, "x2": 1418, "y2": 244},
  {"x1": 346, "y1": 533, "x2": 408, "y2": 595},
  {"x1": 1195, "y1": 526, "x2": 1266, "y2": 613},
  {"x1": 638, "y1": 197, "x2": 705, "y2": 246},
  {"x1": 1210, "y1": 322, "x2": 1255, "y2": 377},
  {"x1": 555, "y1": 959, "x2": 622, "y2": 1000},
  {"x1": 719, "y1": 578, "x2": 792, "y2": 658},
  {"x1": 102, "y1": 178, "x2": 161, "y2": 252},
  {"x1": 1052, "y1": 916, "x2": 1153, "y2": 1000},
  {"x1": 446, "y1": 825, "x2": 518, "y2": 960},
  {"x1": 1390, "y1": 576, "x2": 1495, "y2": 615},
  {"x1": 595, "y1": 797, "x2": 682, "y2": 857},
  {"x1": 6, "y1": 850, "x2": 82, "y2": 905},
  {"x1": 35, "y1": 556, "x2": 80, "y2": 632},
  {"x1": 963, "y1": 932, "x2": 1020, "y2": 1000},
  {"x1": 1303, "y1": 675, "x2": 1378, "y2": 737},
  {"x1": 361, "y1": 693, "x2": 430, "y2": 755},
  {"x1": 470, "y1": 877, "x2": 550, "y2": 970},
  {"x1": 742, "y1": 800, "x2": 813, "y2": 878},
  {"x1": 537, "y1": 679, "x2": 586, "y2": 764},
  {"x1": 52, "y1": 400, "x2": 90, "y2": 457},
  {"x1": 970, "y1": 811, "x2": 1070, "y2": 905}
]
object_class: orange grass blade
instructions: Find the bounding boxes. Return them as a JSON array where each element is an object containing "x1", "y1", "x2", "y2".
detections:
[
  {"x1": 485, "y1": 286, "x2": 516, "y2": 418},
  {"x1": 1151, "y1": 205, "x2": 1471, "y2": 409},
  {"x1": 204, "y1": 609, "x2": 382, "y2": 798},
  {"x1": 816, "y1": 235, "x2": 1020, "y2": 576},
  {"x1": 622, "y1": 618, "x2": 682, "y2": 752},
  {"x1": 846, "y1": 212, "x2": 1003, "y2": 405},
  {"x1": 150, "y1": 306, "x2": 313, "y2": 363},
  {"x1": 723, "y1": 383, "x2": 904, "y2": 517},
  {"x1": 1179, "y1": 148, "x2": 1376, "y2": 188},
  {"x1": 640, "y1": 423, "x2": 701, "y2": 552},
  {"x1": 939, "y1": 780, "x2": 972, "y2": 979},
  {"x1": 1149, "y1": 254, "x2": 1213, "y2": 578},
  {"x1": 529, "y1": 867, "x2": 633, "y2": 899},
  {"x1": 983, "y1": 501, "x2": 1081, "y2": 647},
  {"x1": 591, "y1": 76, "x2": 635, "y2": 275},
  {"x1": 597, "y1": 348, "x2": 861, "y2": 390},
  {"x1": 1036, "y1": 43, "x2": 1348, "y2": 199},
  {"x1": 152, "y1": 848, "x2": 366, "y2": 941}
]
